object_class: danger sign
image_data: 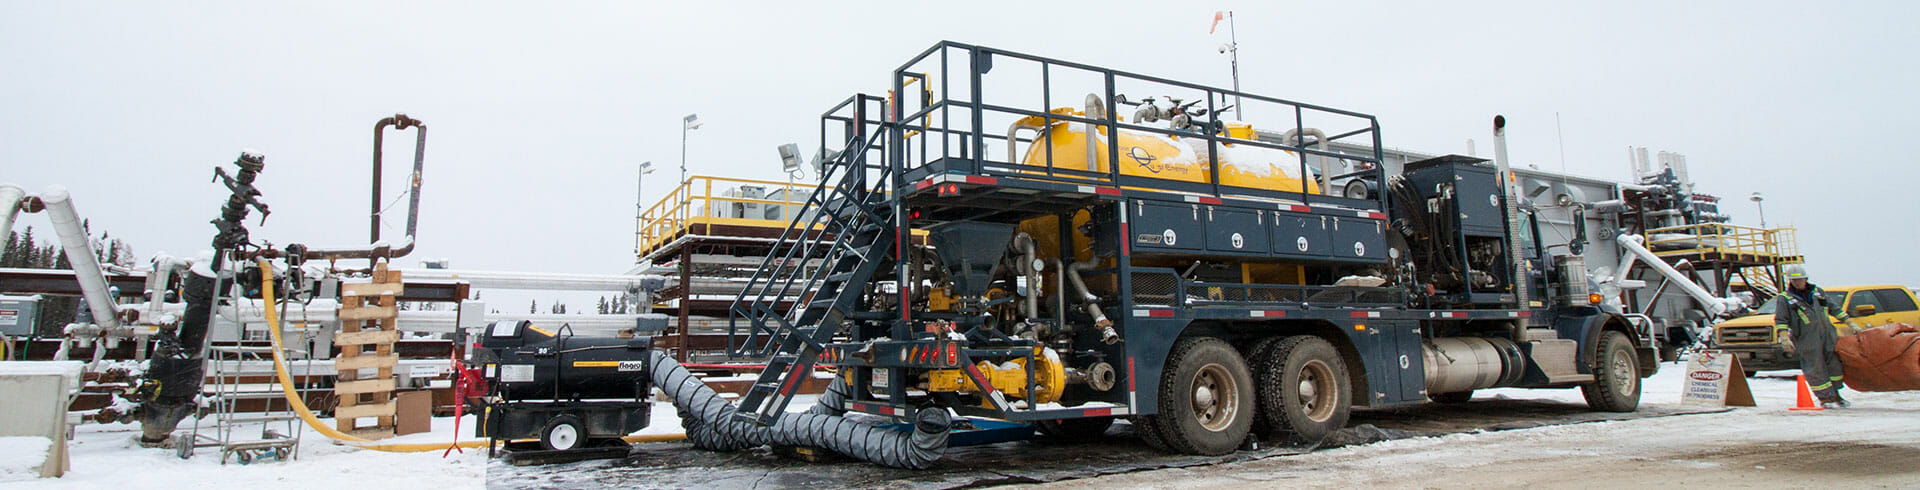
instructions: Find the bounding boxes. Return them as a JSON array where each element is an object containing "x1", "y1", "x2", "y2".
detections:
[{"x1": 1682, "y1": 350, "x2": 1755, "y2": 407}]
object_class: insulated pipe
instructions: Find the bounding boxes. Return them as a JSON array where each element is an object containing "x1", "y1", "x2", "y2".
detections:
[
  {"x1": 396, "y1": 268, "x2": 669, "y2": 292},
  {"x1": 1616, "y1": 234, "x2": 1743, "y2": 316},
  {"x1": 645, "y1": 350, "x2": 950, "y2": 468},
  {"x1": 141, "y1": 254, "x2": 190, "y2": 326},
  {"x1": 38, "y1": 186, "x2": 121, "y2": 332},
  {"x1": 0, "y1": 183, "x2": 24, "y2": 238}
]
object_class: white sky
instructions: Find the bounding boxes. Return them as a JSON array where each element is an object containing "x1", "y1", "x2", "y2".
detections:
[{"x1": 3, "y1": 1, "x2": 1917, "y2": 308}]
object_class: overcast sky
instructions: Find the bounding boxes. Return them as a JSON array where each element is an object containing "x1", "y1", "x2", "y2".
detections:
[{"x1": 4, "y1": 1, "x2": 1916, "y2": 308}]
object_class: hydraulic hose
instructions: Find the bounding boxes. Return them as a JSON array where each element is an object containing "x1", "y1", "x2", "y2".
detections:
[{"x1": 646, "y1": 351, "x2": 949, "y2": 468}]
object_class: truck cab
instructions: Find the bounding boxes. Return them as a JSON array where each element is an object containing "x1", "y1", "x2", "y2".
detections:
[{"x1": 1709, "y1": 284, "x2": 1920, "y2": 374}]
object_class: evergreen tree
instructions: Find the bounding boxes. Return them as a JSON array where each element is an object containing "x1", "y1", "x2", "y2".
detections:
[
  {"x1": 18, "y1": 227, "x2": 36, "y2": 268},
  {"x1": 2, "y1": 230, "x2": 17, "y2": 267}
]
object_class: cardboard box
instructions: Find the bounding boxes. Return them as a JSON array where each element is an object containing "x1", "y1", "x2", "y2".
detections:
[{"x1": 395, "y1": 391, "x2": 433, "y2": 436}]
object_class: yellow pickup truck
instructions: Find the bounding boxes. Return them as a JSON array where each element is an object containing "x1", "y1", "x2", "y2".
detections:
[{"x1": 1709, "y1": 284, "x2": 1920, "y2": 375}]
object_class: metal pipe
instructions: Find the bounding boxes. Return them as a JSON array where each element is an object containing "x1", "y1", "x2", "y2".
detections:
[
  {"x1": 1280, "y1": 128, "x2": 1331, "y2": 190},
  {"x1": 1491, "y1": 116, "x2": 1530, "y2": 310},
  {"x1": 37, "y1": 186, "x2": 121, "y2": 331},
  {"x1": 1065, "y1": 260, "x2": 1117, "y2": 343},
  {"x1": 0, "y1": 183, "x2": 24, "y2": 237},
  {"x1": 1616, "y1": 234, "x2": 1744, "y2": 316},
  {"x1": 1006, "y1": 119, "x2": 1048, "y2": 164},
  {"x1": 1010, "y1": 233, "x2": 1040, "y2": 319},
  {"x1": 371, "y1": 114, "x2": 426, "y2": 245},
  {"x1": 1084, "y1": 94, "x2": 1104, "y2": 172}
]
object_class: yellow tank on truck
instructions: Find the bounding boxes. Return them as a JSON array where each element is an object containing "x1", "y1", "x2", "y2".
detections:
[{"x1": 1009, "y1": 108, "x2": 1321, "y2": 195}]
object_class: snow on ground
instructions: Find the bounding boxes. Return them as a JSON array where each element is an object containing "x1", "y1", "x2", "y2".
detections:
[
  {"x1": 1, "y1": 415, "x2": 487, "y2": 489},
  {"x1": 0, "y1": 436, "x2": 53, "y2": 479},
  {"x1": 1035, "y1": 362, "x2": 1920, "y2": 489},
  {"x1": 0, "y1": 390, "x2": 816, "y2": 488},
  {"x1": 11, "y1": 358, "x2": 1916, "y2": 489}
]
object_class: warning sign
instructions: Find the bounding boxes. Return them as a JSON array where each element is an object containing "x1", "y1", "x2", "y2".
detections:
[
  {"x1": 1682, "y1": 350, "x2": 1755, "y2": 407},
  {"x1": 0, "y1": 309, "x2": 15, "y2": 326}
]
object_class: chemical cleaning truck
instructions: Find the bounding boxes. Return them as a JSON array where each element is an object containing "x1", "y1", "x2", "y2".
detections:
[{"x1": 717, "y1": 41, "x2": 1659, "y2": 462}]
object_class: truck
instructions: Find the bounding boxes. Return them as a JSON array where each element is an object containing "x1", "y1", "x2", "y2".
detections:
[
  {"x1": 1710, "y1": 284, "x2": 1920, "y2": 375},
  {"x1": 723, "y1": 41, "x2": 1660, "y2": 457}
]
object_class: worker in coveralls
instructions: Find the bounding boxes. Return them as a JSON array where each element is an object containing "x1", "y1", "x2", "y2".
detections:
[{"x1": 1773, "y1": 264, "x2": 1858, "y2": 408}]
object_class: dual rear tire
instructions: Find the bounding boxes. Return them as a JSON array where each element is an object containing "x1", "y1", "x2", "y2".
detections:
[{"x1": 1136, "y1": 335, "x2": 1353, "y2": 455}]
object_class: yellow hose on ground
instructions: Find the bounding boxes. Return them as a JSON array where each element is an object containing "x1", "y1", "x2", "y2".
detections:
[
  {"x1": 255, "y1": 259, "x2": 685, "y2": 451},
  {"x1": 256, "y1": 259, "x2": 485, "y2": 452}
]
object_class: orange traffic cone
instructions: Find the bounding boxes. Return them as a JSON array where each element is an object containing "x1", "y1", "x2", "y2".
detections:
[{"x1": 1789, "y1": 374, "x2": 1824, "y2": 411}]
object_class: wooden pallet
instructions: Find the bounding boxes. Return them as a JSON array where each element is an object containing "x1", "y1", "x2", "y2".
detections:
[{"x1": 333, "y1": 262, "x2": 403, "y2": 439}]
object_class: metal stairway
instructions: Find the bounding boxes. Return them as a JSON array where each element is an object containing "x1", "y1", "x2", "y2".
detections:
[{"x1": 729, "y1": 130, "x2": 894, "y2": 426}]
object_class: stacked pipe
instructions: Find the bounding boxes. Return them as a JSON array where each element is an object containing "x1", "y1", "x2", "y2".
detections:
[{"x1": 645, "y1": 351, "x2": 948, "y2": 468}]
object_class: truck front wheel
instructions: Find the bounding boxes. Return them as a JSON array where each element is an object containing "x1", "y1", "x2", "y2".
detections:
[
  {"x1": 1581, "y1": 331, "x2": 1642, "y2": 412},
  {"x1": 1256, "y1": 336, "x2": 1352, "y2": 443},
  {"x1": 1154, "y1": 337, "x2": 1255, "y2": 455}
]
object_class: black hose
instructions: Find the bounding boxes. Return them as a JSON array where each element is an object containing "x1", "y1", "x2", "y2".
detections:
[{"x1": 646, "y1": 351, "x2": 949, "y2": 468}]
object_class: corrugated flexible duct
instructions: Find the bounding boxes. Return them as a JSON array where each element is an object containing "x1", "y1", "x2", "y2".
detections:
[{"x1": 645, "y1": 352, "x2": 949, "y2": 468}]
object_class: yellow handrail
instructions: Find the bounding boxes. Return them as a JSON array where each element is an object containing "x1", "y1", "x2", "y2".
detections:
[
  {"x1": 1645, "y1": 222, "x2": 1799, "y2": 260},
  {"x1": 636, "y1": 175, "x2": 814, "y2": 258}
]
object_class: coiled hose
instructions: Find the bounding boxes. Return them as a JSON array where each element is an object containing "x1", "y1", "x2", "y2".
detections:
[{"x1": 646, "y1": 351, "x2": 949, "y2": 469}]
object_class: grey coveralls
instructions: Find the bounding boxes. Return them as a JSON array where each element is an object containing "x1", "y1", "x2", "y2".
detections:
[{"x1": 1774, "y1": 284, "x2": 1852, "y2": 401}]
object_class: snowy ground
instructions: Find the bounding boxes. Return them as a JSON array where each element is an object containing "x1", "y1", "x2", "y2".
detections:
[
  {"x1": 0, "y1": 415, "x2": 487, "y2": 489},
  {"x1": 7, "y1": 363, "x2": 1916, "y2": 489},
  {"x1": 1032, "y1": 364, "x2": 1920, "y2": 489}
]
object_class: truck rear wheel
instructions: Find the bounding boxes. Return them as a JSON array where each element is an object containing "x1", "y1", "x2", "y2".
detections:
[
  {"x1": 1581, "y1": 331, "x2": 1641, "y2": 412},
  {"x1": 1256, "y1": 336, "x2": 1351, "y2": 443},
  {"x1": 1130, "y1": 416, "x2": 1174, "y2": 451},
  {"x1": 1155, "y1": 337, "x2": 1255, "y2": 455}
]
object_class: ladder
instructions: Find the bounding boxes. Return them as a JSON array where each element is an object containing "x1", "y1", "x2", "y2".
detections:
[
  {"x1": 176, "y1": 264, "x2": 304, "y2": 464},
  {"x1": 729, "y1": 129, "x2": 894, "y2": 426}
]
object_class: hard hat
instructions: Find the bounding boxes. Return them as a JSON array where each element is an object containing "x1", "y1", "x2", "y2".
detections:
[{"x1": 1784, "y1": 264, "x2": 1808, "y2": 280}]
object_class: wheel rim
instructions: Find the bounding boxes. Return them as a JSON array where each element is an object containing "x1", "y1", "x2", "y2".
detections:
[
  {"x1": 1298, "y1": 359, "x2": 1338, "y2": 423},
  {"x1": 550, "y1": 423, "x2": 580, "y2": 450},
  {"x1": 1190, "y1": 363, "x2": 1240, "y2": 431},
  {"x1": 1610, "y1": 348, "x2": 1637, "y2": 397}
]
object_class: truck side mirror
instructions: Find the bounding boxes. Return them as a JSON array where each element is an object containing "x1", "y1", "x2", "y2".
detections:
[{"x1": 1855, "y1": 305, "x2": 1877, "y2": 317}]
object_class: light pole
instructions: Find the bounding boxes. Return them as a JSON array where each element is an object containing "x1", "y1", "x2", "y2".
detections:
[
  {"x1": 1213, "y1": 10, "x2": 1242, "y2": 120},
  {"x1": 1749, "y1": 192, "x2": 1766, "y2": 228},
  {"x1": 634, "y1": 161, "x2": 654, "y2": 257},
  {"x1": 681, "y1": 114, "x2": 702, "y2": 186}
]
